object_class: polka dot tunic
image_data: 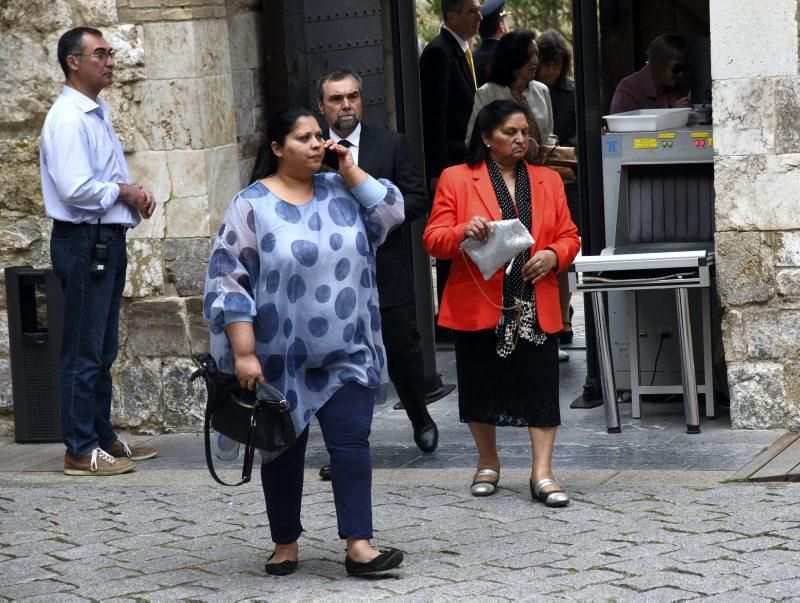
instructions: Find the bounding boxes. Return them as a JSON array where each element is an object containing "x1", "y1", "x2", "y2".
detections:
[{"x1": 203, "y1": 172, "x2": 404, "y2": 441}]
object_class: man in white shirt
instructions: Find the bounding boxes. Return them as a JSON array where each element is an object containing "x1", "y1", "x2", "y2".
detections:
[{"x1": 40, "y1": 27, "x2": 157, "y2": 476}]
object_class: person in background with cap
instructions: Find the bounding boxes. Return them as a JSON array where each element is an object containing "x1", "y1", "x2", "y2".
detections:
[
  {"x1": 473, "y1": 0, "x2": 512, "y2": 87},
  {"x1": 419, "y1": 0, "x2": 482, "y2": 344}
]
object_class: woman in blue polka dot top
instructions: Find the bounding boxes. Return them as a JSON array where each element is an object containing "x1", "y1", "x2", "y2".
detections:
[{"x1": 203, "y1": 107, "x2": 405, "y2": 576}]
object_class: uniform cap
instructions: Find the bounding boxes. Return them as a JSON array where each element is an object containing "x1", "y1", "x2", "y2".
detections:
[{"x1": 480, "y1": 0, "x2": 511, "y2": 18}]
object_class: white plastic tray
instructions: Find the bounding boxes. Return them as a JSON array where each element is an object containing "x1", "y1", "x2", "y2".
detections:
[{"x1": 604, "y1": 108, "x2": 691, "y2": 132}]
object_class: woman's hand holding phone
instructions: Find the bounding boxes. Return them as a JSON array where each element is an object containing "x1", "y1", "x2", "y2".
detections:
[
  {"x1": 322, "y1": 140, "x2": 355, "y2": 172},
  {"x1": 323, "y1": 139, "x2": 367, "y2": 189}
]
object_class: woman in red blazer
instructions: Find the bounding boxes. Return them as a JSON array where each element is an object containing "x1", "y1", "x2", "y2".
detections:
[{"x1": 424, "y1": 100, "x2": 580, "y2": 506}]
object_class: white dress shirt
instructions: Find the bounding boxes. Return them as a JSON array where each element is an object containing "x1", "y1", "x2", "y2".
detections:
[
  {"x1": 442, "y1": 24, "x2": 469, "y2": 52},
  {"x1": 329, "y1": 122, "x2": 362, "y2": 166},
  {"x1": 39, "y1": 86, "x2": 140, "y2": 227}
]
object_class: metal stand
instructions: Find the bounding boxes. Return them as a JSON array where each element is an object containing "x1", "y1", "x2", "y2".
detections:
[
  {"x1": 675, "y1": 288, "x2": 701, "y2": 433},
  {"x1": 626, "y1": 288, "x2": 714, "y2": 433},
  {"x1": 570, "y1": 249, "x2": 715, "y2": 434},
  {"x1": 591, "y1": 292, "x2": 620, "y2": 433}
]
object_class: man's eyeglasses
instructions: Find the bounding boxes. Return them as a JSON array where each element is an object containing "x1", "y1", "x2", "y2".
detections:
[{"x1": 73, "y1": 49, "x2": 115, "y2": 61}]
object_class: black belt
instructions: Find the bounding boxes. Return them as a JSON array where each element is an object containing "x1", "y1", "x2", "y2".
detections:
[{"x1": 53, "y1": 220, "x2": 127, "y2": 234}]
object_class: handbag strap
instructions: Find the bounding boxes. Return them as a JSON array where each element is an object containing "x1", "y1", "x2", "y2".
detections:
[
  {"x1": 458, "y1": 247, "x2": 522, "y2": 312},
  {"x1": 203, "y1": 399, "x2": 260, "y2": 487},
  {"x1": 193, "y1": 364, "x2": 258, "y2": 488}
]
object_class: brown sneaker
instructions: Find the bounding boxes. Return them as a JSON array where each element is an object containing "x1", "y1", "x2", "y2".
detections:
[
  {"x1": 104, "y1": 438, "x2": 158, "y2": 461},
  {"x1": 64, "y1": 448, "x2": 136, "y2": 476}
]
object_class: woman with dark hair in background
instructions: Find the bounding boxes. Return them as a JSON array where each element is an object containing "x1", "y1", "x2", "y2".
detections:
[
  {"x1": 610, "y1": 33, "x2": 691, "y2": 114},
  {"x1": 424, "y1": 100, "x2": 580, "y2": 506},
  {"x1": 203, "y1": 107, "x2": 405, "y2": 576},
  {"x1": 536, "y1": 28, "x2": 580, "y2": 345},
  {"x1": 465, "y1": 29, "x2": 557, "y2": 154}
]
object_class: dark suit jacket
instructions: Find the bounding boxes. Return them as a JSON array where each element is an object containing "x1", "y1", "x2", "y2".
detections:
[
  {"x1": 473, "y1": 37, "x2": 498, "y2": 88},
  {"x1": 419, "y1": 29, "x2": 477, "y2": 182},
  {"x1": 325, "y1": 123, "x2": 430, "y2": 308},
  {"x1": 549, "y1": 76, "x2": 578, "y2": 148}
]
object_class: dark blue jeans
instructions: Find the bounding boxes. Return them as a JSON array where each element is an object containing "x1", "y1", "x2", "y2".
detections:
[
  {"x1": 50, "y1": 221, "x2": 127, "y2": 457},
  {"x1": 261, "y1": 382, "x2": 376, "y2": 544}
]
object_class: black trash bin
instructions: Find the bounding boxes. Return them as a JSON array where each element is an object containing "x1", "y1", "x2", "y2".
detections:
[{"x1": 5, "y1": 267, "x2": 64, "y2": 443}]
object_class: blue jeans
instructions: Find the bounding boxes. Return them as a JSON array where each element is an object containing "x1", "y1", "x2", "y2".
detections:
[
  {"x1": 261, "y1": 382, "x2": 376, "y2": 543},
  {"x1": 50, "y1": 221, "x2": 127, "y2": 457}
]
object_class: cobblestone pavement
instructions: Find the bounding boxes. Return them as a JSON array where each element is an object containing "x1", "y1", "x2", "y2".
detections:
[
  {"x1": 1, "y1": 469, "x2": 800, "y2": 600},
  {"x1": 2, "y1": 345, "x2": 798, "y2": 600}
]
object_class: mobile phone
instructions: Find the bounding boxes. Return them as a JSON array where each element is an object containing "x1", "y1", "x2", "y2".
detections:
[{"x1": 323, "y1": 147, "x2": 339, "y2": 170}]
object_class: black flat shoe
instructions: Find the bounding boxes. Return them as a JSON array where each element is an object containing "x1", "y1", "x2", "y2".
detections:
[
  {"x1": 265, "y1": 553, "x2": 298, "y2": 576},
  {"x1": 319, "y1": 464, "x2": 331, "y2": 481},
  {"x1": 345, "y1": 548, "x2": 403, "y2": 576},
  {"x1": 413, "y1": 422, "x2": 438, "y2": 454}
]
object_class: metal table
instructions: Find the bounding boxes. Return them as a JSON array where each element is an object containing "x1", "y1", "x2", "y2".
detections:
[{"x1": 569, "y1": 249, "x2": 714, "y2": 434}]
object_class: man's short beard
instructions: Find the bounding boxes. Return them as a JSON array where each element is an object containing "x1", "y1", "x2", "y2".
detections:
[{"x1": 334, "y1": 114, "x2": 359, "y2": 133}]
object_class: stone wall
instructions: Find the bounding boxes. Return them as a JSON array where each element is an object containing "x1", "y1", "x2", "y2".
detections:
[
  {"x1": 711, "y1": 0, "x2": 800, "y2": 431},
  {"x1": 0, "y1": 0, "x2": 266, "y2": 435}
]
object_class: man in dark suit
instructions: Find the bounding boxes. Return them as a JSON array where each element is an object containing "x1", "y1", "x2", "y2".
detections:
[
  {"x1": 473, "y1": 0, "x2": 511, "y2": 87},
  {"x1": 315, "y1": 69, "x2": 439, "y2": 479},
  {"x1": 419, "y1": 0, "x2": 482, "y2": 338}
]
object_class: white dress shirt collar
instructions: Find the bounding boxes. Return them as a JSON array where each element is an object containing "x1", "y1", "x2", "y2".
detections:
[
  {"x1": 442, "y1": 24, "x2": 469, "y2": 53},
  {"x1": 62, "y1": 85, "x2": 102, "y2": 113},
  {"x1": 329, "y1": 122, "x2": 362, "y2": 165}
]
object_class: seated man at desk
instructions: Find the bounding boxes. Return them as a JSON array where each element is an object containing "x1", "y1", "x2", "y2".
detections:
[{"x1": 610, "y1": 33, "x2": 691, "y2": 114}]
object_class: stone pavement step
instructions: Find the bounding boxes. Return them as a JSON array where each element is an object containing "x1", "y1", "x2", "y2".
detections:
[{"x1": 0, "y1": 347, "x2": 784, "y2": 477}]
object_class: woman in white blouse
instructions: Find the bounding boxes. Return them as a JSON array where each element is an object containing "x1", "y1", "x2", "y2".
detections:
[{"x1": 465, "y1": 29, "x2": 558, "y2": 156}]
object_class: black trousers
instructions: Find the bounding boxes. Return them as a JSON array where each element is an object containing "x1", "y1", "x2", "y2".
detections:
[{"x1": 380, "y1": 301, "x2": 432, "y2": 429}]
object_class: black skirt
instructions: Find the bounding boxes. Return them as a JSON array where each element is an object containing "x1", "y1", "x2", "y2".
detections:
[{"x1": 454, "y1": 329, "x2": 560, "y2": 427}]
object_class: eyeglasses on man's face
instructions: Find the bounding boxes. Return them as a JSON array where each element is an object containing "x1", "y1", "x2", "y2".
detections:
[{"x1": 73, "y1": 49, "x2": 116, "y2": 62}]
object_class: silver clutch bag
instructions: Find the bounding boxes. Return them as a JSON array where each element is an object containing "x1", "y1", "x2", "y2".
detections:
[{"x1": 460, "y1": 218, "x2": 534, "y2": 280}]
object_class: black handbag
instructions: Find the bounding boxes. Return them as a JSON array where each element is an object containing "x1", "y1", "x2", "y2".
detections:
[{"x1": 190, "y1": 353, "x2": 296, "y2": 486}]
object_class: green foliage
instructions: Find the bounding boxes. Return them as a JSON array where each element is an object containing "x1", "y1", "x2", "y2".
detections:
[
  {"x1": 416, "y1": 0, "x2": 443, "y2": 44},
  {"x1": 416, "y1": 0, "x2": 573, "y2": 45}
]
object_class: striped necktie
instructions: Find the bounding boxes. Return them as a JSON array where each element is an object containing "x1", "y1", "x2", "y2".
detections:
[{"x1": 465, "y1": 47, "x2": 478, "y2": 90}]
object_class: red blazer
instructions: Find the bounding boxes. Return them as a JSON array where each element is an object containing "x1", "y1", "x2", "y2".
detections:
[{"x1": 423, "y1": 161, "x2": 580, "y2": 333}]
